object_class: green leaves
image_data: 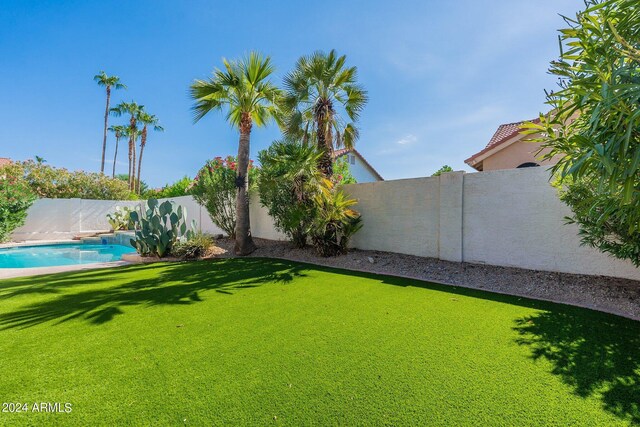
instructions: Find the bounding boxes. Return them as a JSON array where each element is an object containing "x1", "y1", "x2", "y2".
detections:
[{"x1": 532, "y1": 0, "x2": 640, "y2": 266}]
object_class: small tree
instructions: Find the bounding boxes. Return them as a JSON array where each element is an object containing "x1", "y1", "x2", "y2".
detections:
[
  {"x1": 191, "y1": 156, "x2": 258, "y2": 238},
  {"x1": 432, "y1": 165, "x2": 453, "y2": 176},
  {"x1": 0, "y1": 164, "x2": 36, "y2": 242},
  {"x1": 525, "y1": 0, "x2": 640, "y2": 266}
]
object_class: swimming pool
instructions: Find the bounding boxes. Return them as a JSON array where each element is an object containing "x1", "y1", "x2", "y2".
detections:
[{"x1": 0, "y1": 244, "x2": 136, "y2": 268}]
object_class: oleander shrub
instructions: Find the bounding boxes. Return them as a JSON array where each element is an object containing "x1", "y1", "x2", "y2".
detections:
[
  {"x1": 15, "y1": 160, "x2": 135, "y2": 200},
  {"x1": 0, "y1": 164, "x2": 36, "y2": 242},
  {"x1": 190, "y1": 156, "x2": 258, "y2": 239}
]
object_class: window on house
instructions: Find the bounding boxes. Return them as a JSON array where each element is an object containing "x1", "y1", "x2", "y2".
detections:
[
  {"x1": 517, "y1": 162, "x2": 539, "y2": 168},
  {"x1": 350, "y1": 155, "x2": 355, "y2": 165}
]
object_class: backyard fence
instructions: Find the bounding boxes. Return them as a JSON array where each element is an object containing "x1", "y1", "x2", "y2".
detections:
[{"x1": 12, "y1": 168, "x2": 640, "y2": 281}]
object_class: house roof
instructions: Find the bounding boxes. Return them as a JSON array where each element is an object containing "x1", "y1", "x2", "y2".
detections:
[
  {"x1": 332, "y1": 148, "x2": 384, "y2": 181},
  {"x1": 0, "y1": 158, "x2": 12, "y2": 167},
  {"x1": 464, "y1": 118, "x2": 539, "y2": 170}
]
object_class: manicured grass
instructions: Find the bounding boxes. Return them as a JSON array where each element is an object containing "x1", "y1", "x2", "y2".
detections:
[{"x1": 0, "y1": 258, "x2": 638, "y2": 426}]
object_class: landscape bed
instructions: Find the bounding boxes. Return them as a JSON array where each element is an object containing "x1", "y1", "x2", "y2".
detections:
[{"x1": 0, "y1": 258, "x2": 638, "y2": 425}]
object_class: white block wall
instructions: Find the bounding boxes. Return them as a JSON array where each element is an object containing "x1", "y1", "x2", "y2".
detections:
[{"x1": 11, "y1": 168, "x2": 640, "y2": 281}]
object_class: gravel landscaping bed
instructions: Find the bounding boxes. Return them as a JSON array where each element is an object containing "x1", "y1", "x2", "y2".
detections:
[{"x1": 215, "y1": 238, "x2": 640, "y2": 320}]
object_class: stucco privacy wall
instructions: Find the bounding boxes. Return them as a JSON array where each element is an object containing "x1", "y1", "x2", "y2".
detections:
[
  {"x1": 12, "y1": 198, "x2": 142, "y2": 241},
  {"x1": 11, "y1": 168, "x2": 640, "y2": 280},
  {"x1": 340, "y1": 168, "x2": 639, "y2": 280},
  {"x1": 461, "y1": 168, "x2": 639, "y2": 279}
]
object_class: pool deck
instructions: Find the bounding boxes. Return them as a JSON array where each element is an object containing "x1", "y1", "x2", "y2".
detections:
[{"x1": 0, "y1": 240, "x2": 132, "y2": 280}]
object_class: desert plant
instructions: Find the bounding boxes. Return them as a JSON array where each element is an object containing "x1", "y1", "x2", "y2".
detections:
[
  {"x1": 190, "y1": 52, "x2": 280, "y2": 255},
  {"x1": 282, "y1": 49, "x2": 368, "y2": 176},
  {"x1": 309, "y1": 179, "x2": 362, "y2": 256},
  {"x1": 191, "y1": 156, "x2": 258, "y2": 238},
  {"x1": 94, "y1": 71, "x2": 126, "y2": 174},
  {"x1": 171, "y1": 232, "x2": 214, "y2": 260},
  {"x1": 524, "y1": 0, "x2": 640, "y2": 266},
  {"x1": 106, "y1": 206, "x2": 134, "y2": 231},
  {"x1": 0, "y1": 164, "x2": 36, "y2": 242},
  {"x1": 129, "y1": 198, "x2": 195, "y2": 257},
  {"x1": 258, "y1": 141, "x2": 323, "y2": 248}
]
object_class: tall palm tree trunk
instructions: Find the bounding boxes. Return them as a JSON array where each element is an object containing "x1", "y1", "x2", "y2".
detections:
[
  {"x1": 234, "y1": 115, "x2": 257, "y2": 255},
  {"x1": 131, "y1": 142, "x2": 136, "y2": 192},
  {"x1": 100, "y1": 86, "x2": 111, "y2": 174},
  {"x1": 128, "y1": 137, "x2": 134, "y2": 189},
  {"x1": 136, "y1": 126, "x2": 147, "y2": 195},
  {"x1": 112, "y1": 135, "x2": 120, "y2": 178},
  {"x1": 316, "y1": 117, "x2": 333, "y2": 176},
  {"x1": 315, "y1": 99, "x2": 334, "y2": 176}
]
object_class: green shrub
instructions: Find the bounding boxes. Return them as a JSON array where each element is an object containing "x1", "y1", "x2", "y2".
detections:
[
  {"x1": 525, "y1": 0, "x2": 640, "y2": 266},
  {"x1": 171, "y1": 232, "x2": 214, "y2": 259},
  {"x1": 15, "y1": 160, "x2": 135, "y2": 200},
  {"x1": 0, "y1": 165, "x2": 36, "y2": 242},
  {"x1": 129, "y1": 198, "x2": 195, "y2": 257},
  {"x1": 310, "y1": 180, "x2": 362, "y2": 257},
  {"x1": 144, "y1": 176, "x2": 194, "y2": 199},
  {"x1": 559, "y1": 179, "x2": 640, "y2": 266},
  {"x1": 432, "y1": 165, "x2": 453, "y2": 176},
  {"x1": 191, "y1": 156, "x2": 258, "y2": 238},
  {"x1": 258, "y1": 142, "x2": 322, "y2": 248},
  {"x1": 333, "y1": 157, "x2": 357, "y2": 184},
  {"x1": 106, "y1": 206, "x2": 134, "y2": 231}
]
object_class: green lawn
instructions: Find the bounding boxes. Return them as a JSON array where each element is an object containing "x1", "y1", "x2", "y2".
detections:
[{"x1": 0, "y1": 258, "x2": 638, "y2": 426}]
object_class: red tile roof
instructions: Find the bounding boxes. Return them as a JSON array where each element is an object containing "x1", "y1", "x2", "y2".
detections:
[
  {"x1": 465, "y1": 118, "x2": 539, "y2": 169},
  {"x1": 0, "y1": 158, "x2": 11, "y2": 167},
  {"x1": 332, "y1": 148, "x2": 384, "y2": 181}
]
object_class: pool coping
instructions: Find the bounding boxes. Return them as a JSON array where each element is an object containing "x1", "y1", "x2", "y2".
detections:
[{"x1": 0, "y1": 240, "x2": 134, "y2": 280}]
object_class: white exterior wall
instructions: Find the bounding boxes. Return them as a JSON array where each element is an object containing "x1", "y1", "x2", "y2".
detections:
[
  {"x1": 12, "y1": 199, "x2": 142, "y2": 241},
  {"x1": 12, "y1": 168, "x2": 640, "y2": 281},
  {"x1": 339, "y1": 154, "x2": 381, "y2": 183}
]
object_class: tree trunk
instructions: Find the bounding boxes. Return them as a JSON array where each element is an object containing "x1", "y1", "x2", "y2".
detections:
[
  {"x1": 129, "y1": 115, "x2": 137, "y2": 191},
  {"x1": 101, "y1": 86, "x2": 110, "y2": 174},
  {"x1": 315, "y1": 99, "x2": 334, "y2": 176},
  {"x1": 112, "y1": 135, "x2": 119, "y2": 178},
  {"x1": 137, "y1": 126, "x2": 147, "y2": 195},
  {"x1": 234, "y1": 114, "x2": 257, "y2": 255}
]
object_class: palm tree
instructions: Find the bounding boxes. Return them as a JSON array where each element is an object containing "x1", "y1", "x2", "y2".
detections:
[
  {"x1": 111, "y1": 101, "x2": 143, "y2": 191},
  {"x1": 94, "y1": 71, "x2": 126, "y2": 174},
  {"x1": 136, "y1": 112, "x2": 163, "y2": 194},
  {"x1": 190, "y1": 52, "x2": 280, "y2": 255},
  {"x1": 282, "y1": 50, "x2": 368, "y2": 176},
  {"x1": 108, "y1": 125, "x2": 128, "y2": 178}
]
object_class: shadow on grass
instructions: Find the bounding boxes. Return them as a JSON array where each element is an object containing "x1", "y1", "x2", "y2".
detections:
[
  {"x1": 514, "y1": 310, "x2": 640, "y2": 423},
  {"x1": 0, "y1": 258, "x2": 307, "y2": 329},
  {"x1": 2, "y1": 256, "x2": 639, "y2": 423}
]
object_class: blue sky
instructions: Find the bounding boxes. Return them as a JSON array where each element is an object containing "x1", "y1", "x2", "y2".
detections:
[{"x1": 0, "y1": 0, "x2": 580, "y2": 187}]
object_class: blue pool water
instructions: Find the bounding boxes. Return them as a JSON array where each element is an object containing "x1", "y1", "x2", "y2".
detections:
[{"x1": 0, "y1": 244, "x2": 136, "y2": 268}]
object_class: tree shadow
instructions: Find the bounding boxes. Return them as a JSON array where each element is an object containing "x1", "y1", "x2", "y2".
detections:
[
  {"x1": 513, "y1": 309, "x2": 640, "y2": 423},
  {"x1": 0, "y1": 258, "x2": 307, "y2": 330}
]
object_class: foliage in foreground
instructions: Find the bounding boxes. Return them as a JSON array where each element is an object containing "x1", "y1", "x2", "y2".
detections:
[
  {"x1": 191, "y1": 156, "x2": 258, "y2": 239},
  {"x1": 525, "y1": 0, "x2": 640, "y2": 266},
  {"x1": 0, "y1": 165, "x2": 36, "y2": 242},
  {"x1": 129, "y1": 198, "x2": 195, "y2": 257}
]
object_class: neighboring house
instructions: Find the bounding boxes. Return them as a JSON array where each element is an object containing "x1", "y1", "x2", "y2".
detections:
[
  {"x1": 0, "y1": 157, "x2": 12, "y2": 167},
  {"x1": 465, "y1": 118, "x2": 560, "y2": 171},
  {"x1": 332, "y1": 148, "x2": 383, "y2": 183}
]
